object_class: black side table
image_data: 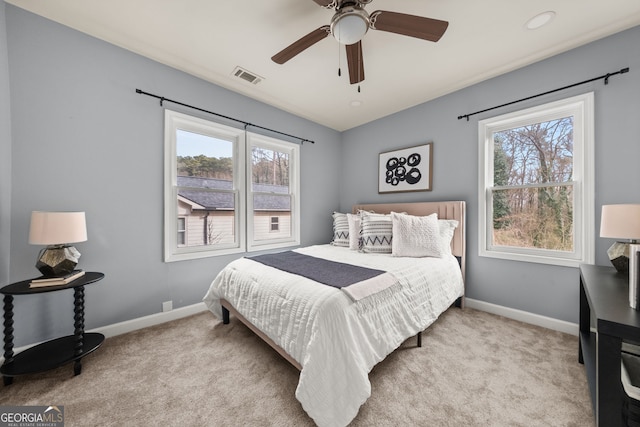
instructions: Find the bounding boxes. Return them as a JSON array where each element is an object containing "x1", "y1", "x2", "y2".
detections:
[
  {"x1": 579, "y1": 264, "x2": 640, "y2": 426},
  {"x1": 1, "y1": 271, "x2": 105, "y2": 385}
]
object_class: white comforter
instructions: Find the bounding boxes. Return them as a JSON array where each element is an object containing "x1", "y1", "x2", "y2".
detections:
[{"x1": 202, "y1": 245, "x2": 464, "y2": 427}]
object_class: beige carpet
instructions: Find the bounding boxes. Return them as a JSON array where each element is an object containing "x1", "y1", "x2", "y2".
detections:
[{"x1": 0, "y1": 307, "x2": 593, "y2": 426}]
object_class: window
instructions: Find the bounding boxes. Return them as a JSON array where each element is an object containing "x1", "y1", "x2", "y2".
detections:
[
  {"x1": 247, "y1": 132, "x2": 300, "y2": 251},
  {"x1": 177, "y1": 217, "x2": 186, "y2": 247},
  {"x1": 164, "y1": 110, "x2": 300, "y2": 261},
  {"x1": 478, "y1": 93, "x2": 594, "y2": 267}
]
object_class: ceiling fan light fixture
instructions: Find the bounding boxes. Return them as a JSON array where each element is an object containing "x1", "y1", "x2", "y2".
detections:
[{"x1": 330, "y1": 6, "x2": 370, "y2": 45}]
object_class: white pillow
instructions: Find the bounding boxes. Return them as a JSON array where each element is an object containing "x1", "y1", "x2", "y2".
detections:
[
  {"x1": 438, "y1": 219, "x2": 459, "y2": 255},
  {"x1": 346, "y1": 213, "x2": 362, "y2": 250},
  {"x1": 360, "y1": 213, "x2": 393, "y2": 254},
  {"x1": 331, "y1": 212, "x2": 349, "y2": 247},
  {"x1": 391, "y1": 212, "x2": 444, "y2": 258}
]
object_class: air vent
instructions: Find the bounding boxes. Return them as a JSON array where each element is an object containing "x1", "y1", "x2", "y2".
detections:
[{"x1": 232, "y1": 66, "x2": 263, "y2": 85}]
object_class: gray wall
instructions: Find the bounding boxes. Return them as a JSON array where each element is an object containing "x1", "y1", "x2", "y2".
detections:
[
  {"x1": 0, "y1": 4, "x2": 11, "y2": 287},
  {"x1": 340, "y1": 25, "x2": 640, "y2": 324},
  {"x1": 4, "y1": 2, "x2": 639, "y2": 346},
  {"x1": 5, "y1": 5, "x2": 341, "y2": 346}
]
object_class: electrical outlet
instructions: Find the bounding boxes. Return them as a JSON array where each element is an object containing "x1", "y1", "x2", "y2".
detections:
[{"x1": 162, "y1": 301, "x2": 173, "y2": 312}]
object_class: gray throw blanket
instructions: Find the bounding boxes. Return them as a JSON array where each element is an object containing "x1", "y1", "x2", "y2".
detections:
[{"x1": 248, "y1": 251, "x2": 385, "y2": 289}]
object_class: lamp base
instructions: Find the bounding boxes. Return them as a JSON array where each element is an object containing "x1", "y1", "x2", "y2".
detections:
[
  {"x1": 36, "y1": 245, "x2": 81, "y2": 277},
  {"x1": 607, "y1": 241, "x2": 631, "y2": 273}
]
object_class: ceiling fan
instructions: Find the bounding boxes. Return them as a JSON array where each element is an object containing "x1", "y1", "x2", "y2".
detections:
[{"x1": 271, "y1": 0, "x2": 449, "y2": 86}]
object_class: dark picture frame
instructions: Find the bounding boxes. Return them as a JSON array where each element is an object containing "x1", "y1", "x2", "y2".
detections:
[{"x1": 378, "y1": 143, "x2": 433, "y2": 193}]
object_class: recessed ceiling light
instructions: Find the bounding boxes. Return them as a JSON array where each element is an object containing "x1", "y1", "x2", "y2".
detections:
[
  {"x1": 525, "y1": 11, "x2": 556, "y2": 30},
  {"x1": 350, "y1": 100, "x2": 362, "y2": 107}
]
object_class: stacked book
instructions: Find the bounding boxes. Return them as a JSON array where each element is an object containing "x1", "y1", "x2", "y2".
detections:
[{"x1": 29, "y1": 270, "x2": 85, "y2": 288}]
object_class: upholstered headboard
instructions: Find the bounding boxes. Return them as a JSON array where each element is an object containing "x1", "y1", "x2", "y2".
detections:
[{"x1": 352, "y1": 201, "x2": 466, "y2": 280}]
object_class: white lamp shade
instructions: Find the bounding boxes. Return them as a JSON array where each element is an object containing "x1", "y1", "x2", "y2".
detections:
[
  {"x1": 29, "y1": 211, "x2": 87, "y2": 245},
  {"x1": 600, "y1": 204, "x2": 640, "y2": 240}
]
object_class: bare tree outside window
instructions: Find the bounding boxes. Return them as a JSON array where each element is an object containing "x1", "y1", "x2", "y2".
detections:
[
  {"x1": 479, "y1": 93, "x2": 594, "y2": 267},
  {"x1": 251, "y1": 146, "x2": 289, "y2": 187},
  {"x1": 492, "y1": 118, "x2": 574, "y2": 251}
]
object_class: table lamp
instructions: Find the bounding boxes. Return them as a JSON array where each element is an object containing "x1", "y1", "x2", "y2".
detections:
[
  {"x1": 600, "y1": 204, "x2": 640, "y2": 309},
  {"x1": 29, "y1": 211, "x2": 87, "y2": 277}
]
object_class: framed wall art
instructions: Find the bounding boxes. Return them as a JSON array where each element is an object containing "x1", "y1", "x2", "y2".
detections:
[{"x1": 378, "y1": 143, "x2": 433, "y2": 193}]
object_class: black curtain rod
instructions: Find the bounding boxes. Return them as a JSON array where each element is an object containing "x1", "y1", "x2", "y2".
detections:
[
  {"x1": 135, "y1": 89, "x2": 314, "y2": 144},
  {"x1": 457, "y1": 67, "x2": 630, "y2": 121}
]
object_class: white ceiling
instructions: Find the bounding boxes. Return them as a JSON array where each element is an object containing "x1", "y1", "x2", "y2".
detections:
[{"x1": 6, "y1": 0, "x2": 640, "y2": 131}]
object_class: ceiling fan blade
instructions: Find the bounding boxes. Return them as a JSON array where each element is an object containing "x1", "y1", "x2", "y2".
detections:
[
  {"x1": 311, "y1": 0, "x2": 334, "y2": 7},
  {"x1": 370, "y1": 10, "x2": 449, "y2": 42},
  {"x1": 345, "y1": 41, "x2": 364, "y2": 84},
  {"x1": 271, "y1": 26, "x2": 330, "y2": 64}
]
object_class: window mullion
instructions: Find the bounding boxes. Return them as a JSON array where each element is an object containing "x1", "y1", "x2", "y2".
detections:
[{"x1": 491, "y1": 181, "x2": 576, "y2": 191}]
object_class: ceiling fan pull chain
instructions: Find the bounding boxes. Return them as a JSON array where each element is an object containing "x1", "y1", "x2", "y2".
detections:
[
  {"x1": 338, "y1": 41, "x2": 342, "y2": 77},
  {"x1": 359, "y1": 42, "x2": 362, "y2": 91}
]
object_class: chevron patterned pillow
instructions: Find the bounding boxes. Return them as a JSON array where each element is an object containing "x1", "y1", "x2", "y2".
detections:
[
  {"x1": 331, "y1": 212, "x2": 350, "y2": 247},
  {"x1": 360, "y1": 213, "x2": 393, "y2": 254}
]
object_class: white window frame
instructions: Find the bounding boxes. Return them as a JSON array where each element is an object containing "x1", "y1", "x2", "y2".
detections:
[
  {"x1": 164, "y1": 111, "x2": 301, "y2": 261},
  {"x1": 478, "y1": 93, "x2": 595, "y2": 267},
  {"x1": 164, "y1": 110, "x2": 246, "y2": 262},
  {"x1": 246, "y1": 132, "x2": 300, "y2": 251}
]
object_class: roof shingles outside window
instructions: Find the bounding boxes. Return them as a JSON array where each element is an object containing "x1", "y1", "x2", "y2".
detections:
[{"x1": 177, "y1": 176, "x2": 290, "y2": 211}]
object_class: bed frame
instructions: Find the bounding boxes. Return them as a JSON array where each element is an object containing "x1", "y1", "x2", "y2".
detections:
[{"x1": 220, "y1": 200, "x2": 466, "y2": 371}]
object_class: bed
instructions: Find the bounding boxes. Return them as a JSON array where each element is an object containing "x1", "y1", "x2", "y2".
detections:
[{"x1": 203, "y1": 201, "x2": 466, "y2": 427}]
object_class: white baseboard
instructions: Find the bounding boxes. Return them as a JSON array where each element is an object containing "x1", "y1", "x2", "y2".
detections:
[
  {"x1": 90, "y1": 302, "x2": 209, "y2": 338},
  {"x1": 2, "y1": 299, "x2": 577, "y2": 366},
  {"x1": 465, "y1": 298, "x2": 579, "y2": 336},
  {"x1": 104, "y1": 300, "x2": 577, "y2": 337},
  {"x1": 94, "y1": 299, "x2": 578, "y2": 337},
  {"x1": 1, "y1": 302, "x2": 209, "y2": 364}
]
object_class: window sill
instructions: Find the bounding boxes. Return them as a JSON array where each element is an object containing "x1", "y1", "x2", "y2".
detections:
[
  {"x1": 479, "y1": 248, "x2": 589, "y2": 268},
  {"x1": 164, "y1": 246, "x2": 245, "y2": 262}
]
